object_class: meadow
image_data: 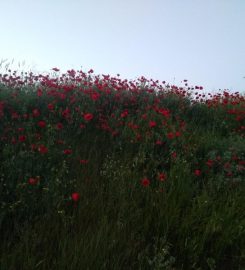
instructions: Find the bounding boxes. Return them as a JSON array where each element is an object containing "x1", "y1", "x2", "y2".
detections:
[{"x1": 0, "y1": 67, "x2": 244, "y2": 269}]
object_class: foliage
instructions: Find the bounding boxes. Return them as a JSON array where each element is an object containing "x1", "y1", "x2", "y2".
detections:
[{"x1": 0, "y1": 68, "x2": 244, "y2": 269}]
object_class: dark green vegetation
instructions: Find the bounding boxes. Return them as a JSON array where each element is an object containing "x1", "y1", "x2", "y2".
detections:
[{"x1": 0, "y1": 68, "x2": 244, "y2": 269}]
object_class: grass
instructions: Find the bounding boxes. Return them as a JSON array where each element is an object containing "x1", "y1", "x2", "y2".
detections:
[{"x1": 0, "y1": 67, "x2": 244, "y2": 269}]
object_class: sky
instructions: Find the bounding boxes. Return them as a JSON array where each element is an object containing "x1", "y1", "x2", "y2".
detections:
[{"x1": 1, "y1": 0, "x2": 245, "y2": 94}]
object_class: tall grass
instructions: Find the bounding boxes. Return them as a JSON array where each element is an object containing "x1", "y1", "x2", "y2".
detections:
[{"x1": 0, "y1": 67, "x2": 244, "y2": 269}]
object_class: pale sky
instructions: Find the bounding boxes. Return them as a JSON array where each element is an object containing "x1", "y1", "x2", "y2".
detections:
[{"x1": 1, "y1": 0, "x2": 245, "y2": 93}]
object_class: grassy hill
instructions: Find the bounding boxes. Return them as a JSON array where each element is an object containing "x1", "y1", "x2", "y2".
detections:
[{"x1": 0, "y1": 68, "x2": 244, "y2": 269}]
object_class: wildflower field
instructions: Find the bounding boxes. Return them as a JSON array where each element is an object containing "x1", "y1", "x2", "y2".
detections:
[{"x1": 0, "y1": 67, "x2": 244, "y2": 269}]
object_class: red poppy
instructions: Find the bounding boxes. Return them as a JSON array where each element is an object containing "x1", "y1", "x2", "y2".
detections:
[
  {"x1": 35, "y1": 133, "x2": 42, "y2": 140},
  {"x1": 60, "y1": 93, "x2": 66, "y2": 100},
  {"x1": 63, "y1": 149, "x2": 72, "y2": 155},
  {"x1": 158, "y1": 108, "x2": 170, "y2": 118},
  {"x1": 32, "y1": 109, "x2": 40, "y2": 118},
  {"x1": 83, "y1": 113, "x2": 93, "y2": 121},
  {"x1": 71, "y1": 192, "x2": 80, "y2": 202},
  {"x1": 112, "y1": 130, "x2": 119, "y2": 137},
  {"x1": 121, "y1": 110, "x2": 128, "y2": 118},
  {"x1": 141, "y1": 178, "x2": 150, "y2": 187},
  {"x1": 62, "y1": 108, "x2": 70, "y2": 118},
  {"x1": 149, "y1": 121, "x2": 156, "y2": 128},
  {"x1": 31, "y1": 144, "x2": 37, "y2": 151},
  {"x1": 171, "y1": 152, "x2": 177, "y2": 159},
  {"x1": 194, "y1": 169, "x2": 201, "y2": 176},
  {"x1": 91, "y1": 93, "x2": 100, "y2": 101},
  {"x1": 37, "y1": 89, "x2": 43, "y2": 97},
  {"x1": 206, "y1": 159, "x2": 214, "y2": 167},
  {"x1": 56, "y1": 123, "x2": 63, "y2": 130},
  {"x1": 79, "y1": 159, "x2": 88, "y2": 164},
  {"x1": 167, "y1": 132, "x2": 175, "y2": 139},
  {"x1": 0, "y1": 102, "x2": 4, "y2": 118},
  {"x1": 38, "y1": 120, "x2": 46, "y2": 128},
  {"x1": 158, "y1": 173, "x2": 167, "y2": 181},
  {"x1": 175, "y1": 131, "x2": 181, "y2": 137},
  {"x1": 48, "y1": 103, "x2": 54, "y2": 111},
  {"x1": 28, "y1": 177, "x2": 39, "y2": 185},
  {"x1": 19, "y1": 135, "x2": 26, "y2": 142},
  {"x1": 38, "y1": 144, "x2": 48, "y2": 154}
]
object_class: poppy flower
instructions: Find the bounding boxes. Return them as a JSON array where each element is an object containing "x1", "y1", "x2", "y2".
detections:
[
  {"x1": 83, "y1": 113, "x2": 93, "y2": 121},
  {"x1": 63, "y1": 149, "x2": 72, "y2": 155},
  {"x1": 141, "y1": 178, "x2": 150, "y2": 187},
  {"x1": 121, "y1": 110, "x2": 128, "y2": 118},
  {"x1": 158, "y1": 108, "x2": 170, "y2": 118},
  {"x1": 11, "y1": 112, "x2": 19, "y2": 119},
  {"x1": 71, "y1": 192, "x2": 80, "y2": 202},
  {"x1": 175, "y1": 131, "x2": 181, "y2": 137},
  {"x1": 194, "y1": 169, "x2": 201, "y2": 176},
  {"x1": 32, "y1": 109, "x2": 40, "y2": 118},
  {"x1": 62, "y1": 108, "x2": 70, "y2": 118},
  {"x1": 60, "y1": 93, "x2": 66, "y2": 100},
  {"x1": 91, "y1": 93, "x2": 100, "y2": 101},
  {"x1": 171, "y1": 152, "x2": 177, "y2": 159},
  {"x1": 37, "y1": 89, "x2": 43, "y2": 97},
  {"x1": 28, "y1": 177, "x2": 39, "y2": 185},
  {"x1": 79, "y1": 159, "x2": 88, "y2": 164},
  {"x1": 149, "y1": 121, "x2": 156, "y2": 128},
  {"x1": 38, "y1": 120, "x2": 46, "y2": 128},
  {"x1": 206, "y1": 159, "x2": 214, "y2": 167},
  {"x1": 158, "y1": 173, "x2": 167, "y2": 181},
  {"x1": 56, "y1": 123, "x2": 63, "y2": 130},
  {"x1": 167, "y1": 132, "x2": 175, "y2": 139},
  {"x1": 38, "y1": 144, "x2": 48, "y2": 154},
  {"x1": 48, "y1": 103, "x2": 54, "y2": 111},
  {"x1": 155, "y1": 140, "x2": 163, "y2": 145},
  {"x1": 19, "y1": 135, "x2": 26, "y2": 142},
  {"x1": 31, "y1": 144, "x2": 37, "y2": 151}
]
